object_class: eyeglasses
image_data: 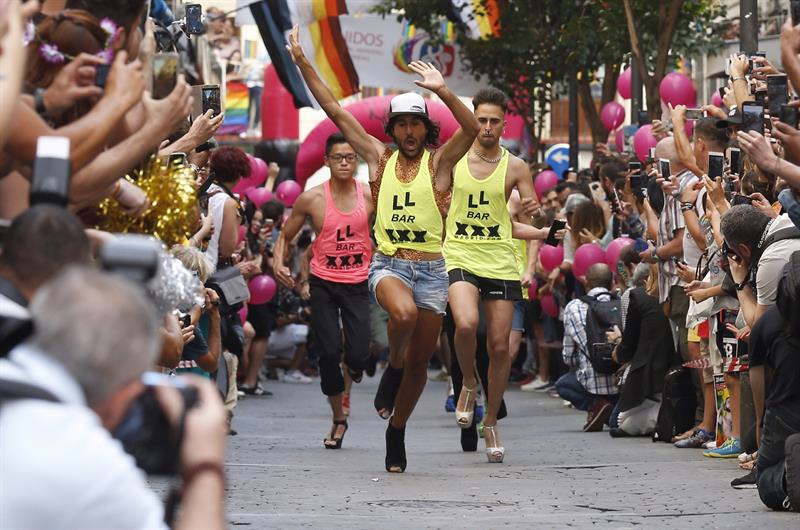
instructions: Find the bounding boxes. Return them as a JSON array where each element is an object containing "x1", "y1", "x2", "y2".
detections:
[{"x1": 328, "y1": 154, "x2": 357, "y2": 163}]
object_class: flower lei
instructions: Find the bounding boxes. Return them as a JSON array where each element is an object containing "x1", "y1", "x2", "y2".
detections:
[{"x1": 25, "y1": 17, "x2": 120, "y2": 66}]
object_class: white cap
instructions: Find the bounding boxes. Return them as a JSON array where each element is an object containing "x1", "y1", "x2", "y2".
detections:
[{"x1": 388, "y1": 92, "x2": 428, "y2": 118}]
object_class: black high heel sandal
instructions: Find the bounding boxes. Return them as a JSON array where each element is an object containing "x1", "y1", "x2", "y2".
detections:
[
  {"x1": 385, "y1": 420, "x2": 407, "y2": 473},
  {"x1": 323, "y1": 419, "x2": 348, "y2": 449},
  {"x1": 374, "y1": 365, "x2": 403, "y2": 419}
]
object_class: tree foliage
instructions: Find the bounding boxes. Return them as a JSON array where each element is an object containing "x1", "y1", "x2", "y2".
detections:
[{"x1": 373, "y1": 0, "x2": 726, "y2": 158}]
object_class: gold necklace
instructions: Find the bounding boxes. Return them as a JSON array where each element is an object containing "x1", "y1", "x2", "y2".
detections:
[{"x1": 473, "y1": 147, "x2": 503, "y2": 164}]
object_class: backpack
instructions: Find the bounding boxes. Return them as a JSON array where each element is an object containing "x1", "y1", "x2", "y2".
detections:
[
  {"x1": 580, "y1": 293, "x2": 622, "y2": 375},
  {"x1": 652, "y1": 367, "x2": 697, "y2": 442}
]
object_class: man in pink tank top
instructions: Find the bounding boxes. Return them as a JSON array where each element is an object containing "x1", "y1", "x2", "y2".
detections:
[{"x1": 274, "y1": 133, "x2": 374, "y2": 449}]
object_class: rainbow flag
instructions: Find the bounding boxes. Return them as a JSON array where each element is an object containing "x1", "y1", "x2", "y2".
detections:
[
  {"x1": 219, "y1": 81, "x2": 249, "y2": 135},
  {"x1": 288, "y1": 0, "x2": 349, "y2": 25},
  {"x1": 307, "y1": 16, "x2": 359, "y2": 99},
  {"x1": 451, "y1": 0, "x2": 500, "y2": 39}
]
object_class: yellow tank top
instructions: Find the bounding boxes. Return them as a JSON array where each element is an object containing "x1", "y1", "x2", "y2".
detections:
[
  {"x1": 443, "y1": 149, "x2": 519, "y2": 280},
  {"x1": 373, "y1": 149, "x2": 444, "y2": 255}
]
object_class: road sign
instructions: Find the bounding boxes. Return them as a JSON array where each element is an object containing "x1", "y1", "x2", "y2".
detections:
[{"x1": 545, "y1": 143, "x2": 570, "y2": 179}]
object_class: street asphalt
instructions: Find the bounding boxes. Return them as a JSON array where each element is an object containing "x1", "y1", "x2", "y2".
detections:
[{"x1": 197, "y1": 371, "x2": 798, "y2": 529}]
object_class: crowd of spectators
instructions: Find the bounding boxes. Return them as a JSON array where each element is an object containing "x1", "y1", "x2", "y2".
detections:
[{"x1": 1, "y1": 0, "x2": 800, "y2": 526}]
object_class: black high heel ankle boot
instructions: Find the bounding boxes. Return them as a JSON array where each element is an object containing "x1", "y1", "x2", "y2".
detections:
[{"x1": 385, "y1": 420, "x2": 407, "y2": 473}]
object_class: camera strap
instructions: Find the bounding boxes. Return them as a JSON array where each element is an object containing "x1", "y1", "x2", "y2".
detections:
[{"x1": 0, "y1": 377, "x2": 61, "y2": 405}]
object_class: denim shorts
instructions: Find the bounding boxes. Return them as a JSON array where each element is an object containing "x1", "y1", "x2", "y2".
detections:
[
  {"x1": 511, "y1": 300, "x2": 526, "y2": 332},
  {"x1": 368, "y1": 254, "x2": 448, "y2": 315}
]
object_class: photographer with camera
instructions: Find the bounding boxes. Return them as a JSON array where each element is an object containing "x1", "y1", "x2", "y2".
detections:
[
  {"x1": 0, "y1": 267, "x2": 226, "y2": 530},
  {"x1": 0, "y1": 205, "x2": 91, "y2": 355}
]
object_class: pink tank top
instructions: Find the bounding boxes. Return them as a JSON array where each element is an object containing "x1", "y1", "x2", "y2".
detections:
[{"x1": 310, "y1": 180, "x2": 372, "y2": 283}]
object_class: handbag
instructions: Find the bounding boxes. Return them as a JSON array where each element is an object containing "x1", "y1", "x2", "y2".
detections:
[{"x1": 207, "y1": 266, "x2": 249, "y2": 314}]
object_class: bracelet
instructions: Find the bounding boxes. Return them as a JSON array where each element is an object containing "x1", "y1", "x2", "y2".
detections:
[
  {"x1": 732, "y1": 76, "x2": 746, "y2": 82},
  {"x1": 34, "y1": 88, "x2": 49, "y2": 119},
  {"x1": 182, "y1": 461, "x2": 225, "y2": 489},
  {"x1": 651, "y1": 247, "x2": 659, "y2": 262},
  {"x1": 680, "y1": 202, "x2": 695, "y2": 212}
]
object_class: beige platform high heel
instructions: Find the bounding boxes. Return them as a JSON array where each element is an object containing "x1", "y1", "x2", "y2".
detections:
[
  {"x1": 455, "y1": 385, "x2": 477, "y2": 429},
  {"x1": 484, "y1": 425, "x2": 505, "y2": 463}
]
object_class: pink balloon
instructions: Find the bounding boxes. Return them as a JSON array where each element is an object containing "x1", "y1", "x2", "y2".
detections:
[
  {"x1": 615, "y1": 128, "x2": 625, "y2": 152},
  {"x1": 540, "y1": 293, "x2": 559, "y2": 318},
  {"x1": 239, "y1": 304, "x2": 248, "y2": 324},
  {"x1": 605, "y1": 237, "x2": 634, "y2": 268},
  {"x1": 659, "y1": 72, "x2": 697, "y2": 108},
  {"x1": 249, "y1": 156, "x2": 268, "y2": 187},
  {"x1": 600, "y1": 101, "x2": 625, "y2": 131},
  {"x1": 633, "y1": 124, "x2": 658, "y2": 163},
  {"x1": 539, "y1": 244, "x2": 564, "y2": 272},
  {"x1": 275, "y1": 180, "x2": 302, "y2": 207},
  {"x1": 534, "y1": 170, "x2": 559, "y2": 198},
  {"x1": 573, "y1": 243, "x2": 606, "y2": 278},
  {"x1": 237, "y1": 225, "x2": 246, "y2": 245},
  {"x1": 617, "y1": 68, "x2": 632, "y2": 99},
  {"x1": 248, "y1": 274, "x2": 277, "y2": 304},
  {"x1": 711, "y1": 91, "x2": 723, "y2": 108},
  {"x1": 527, "y1": 277, "x2": 539, "y2": 300},
  {"x1": 232, "y1": 179, "x2": 252, "y2": 194},
  {"x1": 246, "y1": 187, "x2": 274, "y2": 207}
]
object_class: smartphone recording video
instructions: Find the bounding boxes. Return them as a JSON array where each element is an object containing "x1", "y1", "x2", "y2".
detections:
[
  {"x1": 152, "y1": 53, "x2": 179, "y2": 100},
  {"x1": 684, "y1": 108, "x2": 704, "y2": 120},
  {"x1": 767, "y1": 74, "x2": 788, "y2": 117},
  {"x1": 741, "y1": 102, "x2": 764, "y2": 134},
  {"x1": 659, "y1": 158, "x2": 671, "y2": 179},
  {"x1": 780, "y1": 104, "x2": 799, "y2": 128},
  {"x1": 708, "y1": 152, "x2": 725, "y2": 180},
  {"x1": 185, "y1": 3, "x2": 203, "y2": 35}
]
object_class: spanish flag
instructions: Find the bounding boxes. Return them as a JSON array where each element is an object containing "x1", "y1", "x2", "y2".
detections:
[{"x1": 451, "y1": 0, "x2": 500, "y2": 40}]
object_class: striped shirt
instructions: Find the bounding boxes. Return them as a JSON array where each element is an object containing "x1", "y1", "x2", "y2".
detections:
[
  {"x1": 656, "y1": 171, "x2": 695, "y2": 303},
  {"x1": 562, "y1": 287, "x2": 619, "y2": 396}
]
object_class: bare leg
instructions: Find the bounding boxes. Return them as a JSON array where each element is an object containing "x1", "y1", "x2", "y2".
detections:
[
  {"x1": 448, "y1": 281, "x2": 481, "y2": 389},
  {"x1": 241, "y1": 321, "x2": 255, "y2": 378},
  {"x1": 289, "y1": 343, "x2": 308, "y2": 371},
  {"x1": 532, "y1": 319, "x2": 550, "y2": 381},
  {"x1": 700, "y1": 381, "x2": 716, "y2": 432},
  {"x1": 390, "y1": 309, "x2": 443, "y2": 428},
  {"x1": 508, "y1": 330, "x2": 523, "y2": 364},
  {"x1": 244, "y1": 337, "x2": 267, "y2": 388},
  {"x1": 376, "y1": 277, "x2": 418, "y2": 370},
  {"x1": 483, "y1": 299, "x2": 514, "y2": 427}
]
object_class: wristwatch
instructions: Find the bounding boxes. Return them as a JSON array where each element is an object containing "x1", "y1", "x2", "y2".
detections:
[
  {"x1": 651, "y1": 247, "x2": 659, "y2": 262},
  {"x1": 33, "y1": 88, "x2": 49, "y2": 120},
  {"x1": 735, "y1": 278, "x2": 749, "y2": 291}
]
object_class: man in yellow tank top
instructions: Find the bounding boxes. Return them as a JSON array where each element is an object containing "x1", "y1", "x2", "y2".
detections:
[
  {"x1": 287, "y1": 26, "x2": 479, "y2": 473},
  {"x1": 444, "y1": 89, "x2": 545, "y2": 463}
]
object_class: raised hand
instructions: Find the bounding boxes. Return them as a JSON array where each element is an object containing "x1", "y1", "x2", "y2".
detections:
[
  {"x1": 408, "y1": 61, "x2": 446, "y2": 93},
  {"x1": 285, "y1": 25, "x2": 306, "y2": 65},
  {"x1": 42, "y1": 53, "x2": 104, "y2": 116}
]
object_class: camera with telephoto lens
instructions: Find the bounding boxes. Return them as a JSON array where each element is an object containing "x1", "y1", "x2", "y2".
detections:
[{"x1": 113, "y1": 373, "x2": 199, "y2": 475}]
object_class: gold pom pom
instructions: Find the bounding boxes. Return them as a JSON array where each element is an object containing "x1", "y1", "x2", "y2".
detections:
[{"x1": 96, "y1": 156, "x2": 198, "y2": 247}]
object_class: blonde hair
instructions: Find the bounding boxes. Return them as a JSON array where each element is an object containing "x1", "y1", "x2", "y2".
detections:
[{"x1": 170, "y1": 244, "x2": 211, "y2": 283}]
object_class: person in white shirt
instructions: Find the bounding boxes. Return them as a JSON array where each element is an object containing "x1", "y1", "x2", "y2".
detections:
[{"x1": 0, "y1": 267, "x2": 227, "y2": 530}]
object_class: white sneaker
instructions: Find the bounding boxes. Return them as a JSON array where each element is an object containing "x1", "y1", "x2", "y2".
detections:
[
  {"x1": 282, "y1": 370, "x2": 312, "y2": 384},
  {"x1": 520, "y1": 377, "x2": 548, "y2": 392}
]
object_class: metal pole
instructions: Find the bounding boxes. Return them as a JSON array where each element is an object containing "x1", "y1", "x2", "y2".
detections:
[
  {"x1": 568, "y1": 71, "x2": 579, "y2": 169},
  {"x1": 631, "y1": 60, "x2": 642, "y2": 124},
  {"x1": 739, "y1": 0, "x2": 758, "y2": 54}
]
